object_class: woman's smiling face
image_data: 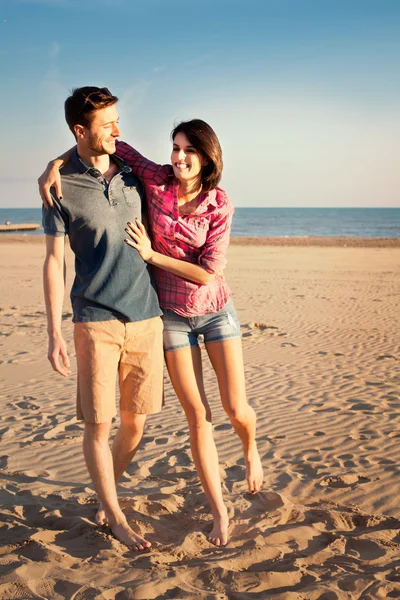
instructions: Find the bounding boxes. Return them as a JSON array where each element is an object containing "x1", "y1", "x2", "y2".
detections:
[{"x1": 171, "y1": 132, "x2": 204, "y2": 185}]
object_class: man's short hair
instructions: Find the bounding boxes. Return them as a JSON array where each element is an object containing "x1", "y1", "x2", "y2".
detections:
[{"x1": 64, "y1": 86, "x2": 119, "y2": 136}]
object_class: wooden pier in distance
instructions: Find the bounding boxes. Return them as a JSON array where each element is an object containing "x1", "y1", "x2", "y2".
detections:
[{"x1": 0, "y1": 223, "x2": 41, "y2": 232}]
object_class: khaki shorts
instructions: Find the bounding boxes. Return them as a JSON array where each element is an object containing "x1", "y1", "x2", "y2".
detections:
[{"x1": 74, "y1": 317, "x2": 164, "y2": 423}]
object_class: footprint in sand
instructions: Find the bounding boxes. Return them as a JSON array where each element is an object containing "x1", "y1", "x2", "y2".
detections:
[
  {"x1": 0, "y1": 426, "x2": 10, "y2": 441},
  {"x1": 348, "y1": 401, "x2": 376, "y2": 412},
  {"x1": 174, "y1": 430, "x2": 187, "y2": 438},
  {"x1": 16, "y1": 399, "x2": 40, "y2": 410},
  {"x1": 337, "y1": 453, "x2": 357, "y2": 469},
  {"x1": 240, "y1": 491, "x2": 285, "y2": 518},
  {"x1": 142, "y1": 435, "x2": 155, "y2": 444},
  {"x1": 155, "y1": 437, "x2": 169, "y2": 445},
  {"x1": 320, "y1": 474, "x2": 371, "y2": 488},
  {"x1": 346, "y1": 538, "x2": 386, "y2": 560},
  {"x1": 258, "y1": 434, "x2": 286, "y2": 443},
  {"x1": 0, "y1": 455, "x2": 8, "y2": 469},
  {"x1": 242, "y1": 322, "x2": 284, "y2": 339}
]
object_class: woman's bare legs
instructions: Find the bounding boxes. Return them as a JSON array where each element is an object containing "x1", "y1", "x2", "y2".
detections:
[
  {"x1": 165, "y1": 345, "x2": 229, "y2": 546},
  {"x1": 206, "y1": 338, "x2": 264, "y2": 493}
]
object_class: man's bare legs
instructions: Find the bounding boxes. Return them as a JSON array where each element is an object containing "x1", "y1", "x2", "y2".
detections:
[
  {"x1": 165, "y1": 346, "x2": 229, "y2": 547},
  {"x1": 206, "y1": 339, "x2": 264, "y2": 493},
  {"x1": 83, "y1": 416, "x2": 150, "y2": 551},
  {"x1": 95, "y1": 411, "x2": 146, "y2": 526}
]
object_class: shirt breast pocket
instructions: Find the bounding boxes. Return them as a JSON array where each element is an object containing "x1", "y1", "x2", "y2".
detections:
[
  {"x1": 122, "y1": 186, "x2": 141, "y2": 208},
  {"x1": 187, "y1": 217, "x2": 209, "y2": 247}
]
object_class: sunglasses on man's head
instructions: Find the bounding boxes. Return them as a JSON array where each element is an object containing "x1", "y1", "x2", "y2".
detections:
[{"x1": 83, "y1": 87, "x2": 113, "y2": 105}]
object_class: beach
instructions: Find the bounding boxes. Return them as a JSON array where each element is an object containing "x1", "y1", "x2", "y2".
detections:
[{"x1": 1, "y1": 237, "x2": 399, "y2": 599}]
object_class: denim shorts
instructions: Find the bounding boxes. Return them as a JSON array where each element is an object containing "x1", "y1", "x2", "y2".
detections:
[{"x1": 162, "y1": 298, "x2": 242, "y2": 352}]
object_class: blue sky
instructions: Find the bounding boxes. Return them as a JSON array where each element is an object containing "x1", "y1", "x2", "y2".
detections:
[{"x1": 1, "y1": 0, "x2": 399, "y2": 207}]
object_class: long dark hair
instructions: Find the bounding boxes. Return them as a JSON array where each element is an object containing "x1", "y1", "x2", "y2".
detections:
[{"x1": 171, "y1": 119, "x2": 223, "y2": 192}]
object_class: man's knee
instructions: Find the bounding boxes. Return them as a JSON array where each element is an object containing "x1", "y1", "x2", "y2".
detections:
[
  {"x1": 120, "y1": 410, "x2": 147, "y2": 433},
  {"x1": 84, "y1": 421, "x2": 112, "y2": 442}
]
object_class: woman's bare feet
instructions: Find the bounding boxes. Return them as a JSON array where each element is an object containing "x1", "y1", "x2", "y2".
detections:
[
  {"x1": 95, "y1": 503, "x2": 108, "y2": 526},
  {"x1": 245, "y1": 446, "x2": 264, "y2": 493},
  {"x1": 208, "y1": 511, "x2": 229, "y2": 547},
  {"x1": 110, "y1": 518, "x2": 151, "y2": 551}
]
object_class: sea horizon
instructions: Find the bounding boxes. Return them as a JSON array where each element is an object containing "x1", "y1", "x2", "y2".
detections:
[{"x1": 0, "y1": 207, "x2": 399, "y2": 238}]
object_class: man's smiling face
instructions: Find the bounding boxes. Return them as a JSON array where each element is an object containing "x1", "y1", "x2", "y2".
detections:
[{"x1": 79, "y1": 104, "x2": 120, "y2": 156}]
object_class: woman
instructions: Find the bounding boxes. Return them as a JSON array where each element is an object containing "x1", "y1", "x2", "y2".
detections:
[{"x1": 39, "y1": 119, "x2": 263, "y2": 546}]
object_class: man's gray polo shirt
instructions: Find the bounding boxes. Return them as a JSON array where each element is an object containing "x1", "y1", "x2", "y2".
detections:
[{"x1": 42, "y1": 150, "x2": 161, "y2": 323}]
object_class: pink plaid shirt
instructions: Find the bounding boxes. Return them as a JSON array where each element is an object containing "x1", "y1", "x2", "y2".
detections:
[{"x1": 116, "y1": 140, "x2": 233, "y2": 317}]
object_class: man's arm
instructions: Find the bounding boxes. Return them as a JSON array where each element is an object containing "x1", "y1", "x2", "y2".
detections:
[{"x1": 43, "y1": 235, "x2": 71, "y2": 377}]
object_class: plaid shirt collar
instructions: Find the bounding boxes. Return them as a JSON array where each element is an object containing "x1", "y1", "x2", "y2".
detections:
[
  {"x1": 203, "y1": 188, "x2": 218, "y2": 208},
  {"x1": 171, "y1": 177, "x2": 218, "y2": 210}
]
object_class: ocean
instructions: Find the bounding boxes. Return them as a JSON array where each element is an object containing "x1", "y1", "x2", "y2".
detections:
[{"x1": 0, "y1": 207, "x2": 399, "y2": 238}]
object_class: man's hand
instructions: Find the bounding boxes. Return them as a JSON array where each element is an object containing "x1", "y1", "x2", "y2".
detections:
[
  {"x1": 48, "y1": 334, "x2": 71, "y2": 377},
  {"x1": 38, "y1": 162, "x2": 63, "y2": 209},
  {"x1": 125, "y1": 218, "x2": 154, "y2": 262}
]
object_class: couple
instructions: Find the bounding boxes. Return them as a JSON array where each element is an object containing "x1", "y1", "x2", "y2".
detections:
[{"x1": 40, "y1": 86, "x2": 263, "y2": 551}]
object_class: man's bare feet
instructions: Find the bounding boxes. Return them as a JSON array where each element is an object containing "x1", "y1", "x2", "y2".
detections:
[
  {"x1": 208, "y1": 511, "x2": 229, "y2": 547},
  {"x1": 95, "y1": 503, "x2": 108, "y2": 526},
  {"x1": 245, "y1": 446, "x2": 264, "y2": 493},
  {"x1": 111, "y1": 519, "x2": 151, "y2": 551}
]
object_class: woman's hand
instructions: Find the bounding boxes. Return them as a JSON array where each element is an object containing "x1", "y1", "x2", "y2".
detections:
[
  {"x1": 38, "y1": 162, "x2": 63, "y2": 209},
  {"x1": 125, "y1": 219, "x2": 154, "y2": 262}
]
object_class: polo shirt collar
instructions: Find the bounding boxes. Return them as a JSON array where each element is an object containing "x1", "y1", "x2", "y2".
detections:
[{"x1": 71, "y1": 148, "x2": 131, "y2": 176}]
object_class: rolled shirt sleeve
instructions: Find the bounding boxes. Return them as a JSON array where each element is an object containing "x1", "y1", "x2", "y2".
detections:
[
  {"x1": 115, "y1": 140, "x2": 170, "y2": 187},
  {"x1": 198, "y1": 191, "x2": 234, "y2": 274},
  {"x1": 42, "y1": 195, "x2": 68, "y2": 237}
]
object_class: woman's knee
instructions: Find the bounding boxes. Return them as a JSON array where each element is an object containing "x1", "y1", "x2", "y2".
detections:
[
  {"x1": 185, "y1": 407, "x2": 212, "y2": 429},
  {"x1": 225, "y1": 402, "x2": 254, "y2": 424}
]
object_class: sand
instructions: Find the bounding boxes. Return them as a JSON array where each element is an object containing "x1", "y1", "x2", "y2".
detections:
[{"x1": 0, "y1": 238, "x2": 399, "y2": 599}]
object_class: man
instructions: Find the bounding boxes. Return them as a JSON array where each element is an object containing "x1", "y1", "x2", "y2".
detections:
[{"x1": 42, "y1": 87, "x2": 163, "y2": 551}]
